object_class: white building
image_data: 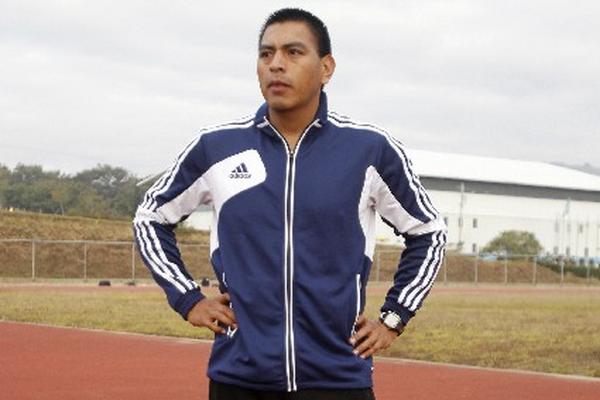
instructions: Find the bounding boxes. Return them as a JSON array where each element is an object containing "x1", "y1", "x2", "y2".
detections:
[
  {"x1": 185, "y1": 150, "x2": 600, "y2": 259},
  {"x1": 407, "y1": 150, "x2": 600, "y2": 259}
]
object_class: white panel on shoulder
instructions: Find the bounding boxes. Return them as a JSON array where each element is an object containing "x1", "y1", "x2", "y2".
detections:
[
  {"x1": 209, "y1": 207, "x2": 220, "y2": 256},
  {"x1": 154, "y1": 177, "x2": 212, "y2": 225},
  {"x1": 358, "y1": 166, "x2": 378, "y2": 260},
  {"x1": 371, "y1": 167, "x2": 446, "y2": 236},
  {"x1": 206, "y1": 149, "x2": 267, "y2": 256},
  {"x1": 204, "y1": 149, "x2": 267, "y2": 213},
  {"x1": 155, "y1": 149, "x2": 266, "y2": 227}
]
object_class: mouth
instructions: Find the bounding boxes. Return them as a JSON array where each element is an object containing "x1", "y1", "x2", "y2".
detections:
[{"x1": 268, "y1": 80, "x2": 291, "y2": 89}]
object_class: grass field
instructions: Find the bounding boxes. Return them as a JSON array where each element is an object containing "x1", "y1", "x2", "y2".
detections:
[
  {"x1": 1, "y1": 283, "x2": 599, "y2": 378},
  {"x1": 0, "y1": 209, "x2": 208, "y2": 242}
]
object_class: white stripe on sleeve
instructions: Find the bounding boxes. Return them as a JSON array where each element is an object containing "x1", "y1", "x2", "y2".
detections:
[
  {"x1": 143, "y1": 221, "x2": 197, "y2": 291},
  {"x1": 396, "y1": 231, "x2": 439, "y2": 306},
  {"x1": 133, "y1": 221, "x2": 187, "y2": 293},
  {"x1": 407, "y1": 231, "x2": 447, "y2": 311}
]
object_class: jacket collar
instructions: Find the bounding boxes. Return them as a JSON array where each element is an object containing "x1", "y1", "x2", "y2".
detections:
[{"x1": 254, "y1": 91, "x2": 329, "y2": 133}]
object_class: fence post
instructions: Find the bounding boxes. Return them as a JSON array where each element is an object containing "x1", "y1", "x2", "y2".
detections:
[
  {"x1": 532, "y1": 256, "x2": 537, "y2": 286},
  {"x1": 560, "y1": 259, "x2": 565, "y2": 286},
  {"x1": 375, "y1": 251, "x2": 381, "y2": 282},
  {"x1": 83, "y1": 242, "x2": 88, "y2": 282},
  {"x1": 31, "y1": 239, "x2": 36, "y2": 281},
  {"x1": 474, "y1": 252, "x2": 479, "y2": 285},
  {"x1": 503, "y1": 256, "x2": 508, "y2": 285},
  {"x1": 131, "y1": 241, "x2": 136, "y2": 283}
]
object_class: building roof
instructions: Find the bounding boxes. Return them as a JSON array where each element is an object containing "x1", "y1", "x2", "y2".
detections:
[{"x1": 409, "y1": 149, "x2": 600, "y2": 193}]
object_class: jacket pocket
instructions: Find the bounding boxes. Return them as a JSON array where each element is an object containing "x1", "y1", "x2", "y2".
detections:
[
  {"x1": 220, "y1": 271, "x2": 228, "y2": 289},
  {"x1": 219, "y1": 272, "x2": 237, "y2": 339},
  {"x1": 350, "y1": 273, "x2": 362, "y2": 336}
]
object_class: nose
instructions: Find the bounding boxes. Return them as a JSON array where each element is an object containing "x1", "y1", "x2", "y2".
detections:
[{"x1": 269, "y1": 50, "x2": 285, "y2": 72}]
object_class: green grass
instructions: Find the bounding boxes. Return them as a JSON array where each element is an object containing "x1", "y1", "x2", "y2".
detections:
[
  {"x1": 0, "y1": 286, "x2": 211, "y2": 339},
  {"x1": 1, "y1": 284, "x2": 599, "y2": 378},
  {"x1": 379, "y1": 286, "x2": 600, "y2": 378}
]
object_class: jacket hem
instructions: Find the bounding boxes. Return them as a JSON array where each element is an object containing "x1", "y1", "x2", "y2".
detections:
[
  {"x1": 207, "y1": 371, "x2": 287, "y2": 391},
  {"x1": 207, "y1": 371, "x2": 372, "y2": 392}
]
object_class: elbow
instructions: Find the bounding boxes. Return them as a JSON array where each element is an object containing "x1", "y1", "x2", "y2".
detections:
[
  {"x1": 133, "y1": 206, "x2": 168, "y2": 226},
  {"x1": 405, "y1": 215, "x2": 446, "y2": 237}
]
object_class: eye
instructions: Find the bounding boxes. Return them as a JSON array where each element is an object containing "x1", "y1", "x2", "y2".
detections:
[
  {"x1": 259, "y1": 50, "x2": 272, "y2": 59},
  {"x1": 289, "y1": 48, "x2": 303, "y2": 56}
]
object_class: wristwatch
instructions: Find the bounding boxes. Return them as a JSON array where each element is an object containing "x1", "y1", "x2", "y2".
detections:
[{"x1": 379, "y1": 311, "x2": 405, "y2": 335}]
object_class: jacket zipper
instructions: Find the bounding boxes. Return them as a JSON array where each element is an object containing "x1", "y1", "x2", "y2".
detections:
[{"x1": 263, "y1": 116, "x2": 319, "y2": 392}]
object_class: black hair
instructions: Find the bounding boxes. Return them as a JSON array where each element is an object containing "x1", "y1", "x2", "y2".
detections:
[{"x1": 259, "y1": 8, "x2": 332, "y2": 57}]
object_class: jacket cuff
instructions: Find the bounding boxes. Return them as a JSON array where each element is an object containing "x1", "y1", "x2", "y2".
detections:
[
  {"x1": 380, "y1": 300, "x2": 415, "y2": 326},
  {"x1": 174, "y1": 288, "x2": 205, "y2": 320}
]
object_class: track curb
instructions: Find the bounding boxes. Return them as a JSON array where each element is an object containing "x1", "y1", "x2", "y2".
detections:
[{"x1": 2, "y1": 320, "x2": 598, "y2": 383}]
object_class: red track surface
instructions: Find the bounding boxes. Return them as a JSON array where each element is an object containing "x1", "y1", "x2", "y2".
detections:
[{"x1": 1, "y1": 322, "x2": 599, "y2": 400}]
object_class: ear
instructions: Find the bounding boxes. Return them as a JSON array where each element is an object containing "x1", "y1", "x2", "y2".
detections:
[{"x1": 320, "y1": 54, "x2": 336, "y2": 85}]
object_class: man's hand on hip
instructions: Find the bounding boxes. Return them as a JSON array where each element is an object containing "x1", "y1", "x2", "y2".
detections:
[
  {"x1": 186, "y1": 293, "x2": 237, "y2": 334},
  {"x1": 348, "y1": 314, "x2": 399, "y2": 359}
]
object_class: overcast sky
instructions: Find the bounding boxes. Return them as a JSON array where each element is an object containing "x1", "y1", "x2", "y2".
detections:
[{"x1": 1, "y1": 0, "x2": 599, "y2": 176}]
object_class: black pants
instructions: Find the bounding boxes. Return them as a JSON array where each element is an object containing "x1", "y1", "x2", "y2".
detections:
[{"x1": 209, "y1": 380, "x2": 376, "y2": 400}]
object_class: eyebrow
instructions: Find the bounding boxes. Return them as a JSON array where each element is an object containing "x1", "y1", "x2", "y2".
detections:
[{"x1": 259, "y1": 41, "x2": 309, "y2": 51}]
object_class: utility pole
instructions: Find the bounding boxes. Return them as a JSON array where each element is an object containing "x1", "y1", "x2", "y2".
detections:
[
  {"x1": 596, "y1": 217, "x2": 600, "y2": 257},
  {"x1": 585, "y1": 219, "x2": 590, "y2": 261},
  {"x1": 561, "y1": 198, "x2": 570, "y2": 257},
  {"x1": 555, "y1": 213, "x2": 561, "y2": 256},
  {"x1": 458, "y1": 182, "x2": 466, "y2": 252}
]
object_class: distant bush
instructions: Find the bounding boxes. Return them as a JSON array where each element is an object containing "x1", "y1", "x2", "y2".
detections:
[
  {"x1": 483, "y1": 230, "x2": 543, "y2": 257},
  {"x1": 536, "y1": 255, "x2": 600, "y2": 280}
]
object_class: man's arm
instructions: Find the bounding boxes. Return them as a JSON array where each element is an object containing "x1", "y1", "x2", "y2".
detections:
[
  {"x1": 350, "y1": 133, "x2": 447, "y2": 358},
  {"x1": 132, "y1": 134, "x2": 236, "y2": 333}
]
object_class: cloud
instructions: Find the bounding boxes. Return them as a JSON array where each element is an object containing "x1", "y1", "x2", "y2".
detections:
[{"x1": 1, "y1": 0, "x2": 599, "y2": 175}]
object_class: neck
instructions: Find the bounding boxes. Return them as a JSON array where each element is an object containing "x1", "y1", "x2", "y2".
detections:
[{"x1": 268, "y1": 94, "x2": 320, "y2": 138}]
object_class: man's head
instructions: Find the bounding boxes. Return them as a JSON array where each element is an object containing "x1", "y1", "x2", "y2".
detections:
[
  {"x1": 258, "y1": 8, "x2": 332, "y2": 58},
  {"x1": 257, "y1": 8, "x2": 335, "y2": 114}
]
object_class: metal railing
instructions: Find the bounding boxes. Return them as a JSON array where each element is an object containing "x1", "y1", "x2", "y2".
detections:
[
  {"x1": 0, "y1": 239, "x2": 210, "y2": 282},
  {"x1": 1, "y1": 239, "x2": 598, "y2": 285},
  {"x1": 374, "y1": 249, "x2": 600, "y2": 286}
]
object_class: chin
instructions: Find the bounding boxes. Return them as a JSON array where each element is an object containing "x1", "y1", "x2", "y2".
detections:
[{"x1": 267, "y1": 98, "x2": 295, "y2": 112}]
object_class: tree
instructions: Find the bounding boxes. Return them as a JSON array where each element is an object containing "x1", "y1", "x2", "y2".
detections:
[
  {"x1": 0, "y1": 164, "x2": 9, "y2": 208},
  {"x1": 74, "y1": 165, "x2": 133, "y2": 200},
  {"x1": 74, "y1": 164, "x2": 141, "y2": 217},
  {"x1": 50, "y1": 180, "x2": 76, "y2": 215},
  {"x1": 3, "y1": 165, "x2": 61, "y2": 213},
  {"x1": 483, "y1": 230, "x2": 543, "y2": 256},
  {"x1": 1, "y1": 163, "x2": 145, "y2": 218},
  {"x1": 67, "y1": 183, "x2": 113, "y2": 218}
]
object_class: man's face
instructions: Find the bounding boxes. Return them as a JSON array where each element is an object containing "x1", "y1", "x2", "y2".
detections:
[{"x1": 257, "y1": 21, "x2": 334, "y2": 113}]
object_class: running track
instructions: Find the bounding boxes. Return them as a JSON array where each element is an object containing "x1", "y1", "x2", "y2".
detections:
[{"x1": 1, "y1": 322, "x2": 599, "y2": 400}]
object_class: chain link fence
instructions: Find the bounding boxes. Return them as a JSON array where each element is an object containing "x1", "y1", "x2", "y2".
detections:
[
  {"x1": 376, "y1": 249, "x2": 600, "y2": 285},
  {"x1": 0, "y1": 239, "x2": 211, "y2": 283},
  {"x1": 1, "y1": 239, "x2": 598, "y2": 285}
]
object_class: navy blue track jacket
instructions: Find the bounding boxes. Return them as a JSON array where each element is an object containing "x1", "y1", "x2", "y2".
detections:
[{"x1": 133, "y1": 92, "x2": 447, "y2": 391}]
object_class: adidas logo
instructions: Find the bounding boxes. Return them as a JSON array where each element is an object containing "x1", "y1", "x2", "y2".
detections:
[{"x1": 230, "y1": 162, "x2": 251, "y2": 179}]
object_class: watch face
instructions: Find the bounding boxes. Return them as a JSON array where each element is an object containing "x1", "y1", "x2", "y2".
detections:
[{"x1": 383, "y1": 312, "x2": 402, "y2": 329}]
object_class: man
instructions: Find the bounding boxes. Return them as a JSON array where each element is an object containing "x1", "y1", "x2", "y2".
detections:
[{"x1": 133, "y1": 8, "x2": 446, "y2": 400}]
